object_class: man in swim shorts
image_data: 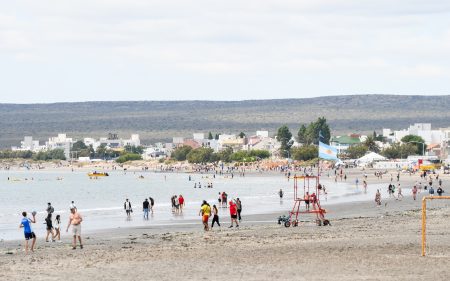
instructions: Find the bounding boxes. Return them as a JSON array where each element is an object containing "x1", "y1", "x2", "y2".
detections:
[
  {"x1": 66, "y1": 208, "x2": 83, "y2": 250},
  {"x1": 19, "y1": 211, "x2": 36, "y2": 254}
]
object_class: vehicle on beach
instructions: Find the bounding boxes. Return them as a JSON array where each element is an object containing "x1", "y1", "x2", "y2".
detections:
[{"x1": 87, "y1": 172, "x2": 109, "y2": 177}]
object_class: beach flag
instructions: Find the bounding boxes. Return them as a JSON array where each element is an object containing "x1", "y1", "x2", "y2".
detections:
[{"x1": 319, "y1": 141, "x2": 339, "y2": 161}]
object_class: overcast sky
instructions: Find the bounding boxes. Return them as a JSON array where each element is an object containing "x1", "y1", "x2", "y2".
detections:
[{"x1": 1, "y1": 0, "x2": 450, "y2": 103}]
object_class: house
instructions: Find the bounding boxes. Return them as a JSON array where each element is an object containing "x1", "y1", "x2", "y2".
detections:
[{"x1": 330, "y1": 135, "x2": 362, "y2": 154}]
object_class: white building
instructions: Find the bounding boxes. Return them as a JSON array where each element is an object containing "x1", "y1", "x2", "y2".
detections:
[
  {"x1": 256, "y1": 130, "x2": 269, "y2": 138},
  {"x1": 193, "y1": 133, "x2": 205, "y2": 140},
  {"x1": 46, "y1": 134, "x2": 74, "y2": 159},
  {"x1": 391, "y1": 123, "x2": 443, "y2": 145},
  {"x1": 12, "y1": 136, "x2": 44, "y2": 152}
]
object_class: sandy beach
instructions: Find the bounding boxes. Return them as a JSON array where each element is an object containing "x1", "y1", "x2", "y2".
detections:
[{"x1": 1, "y1": 178, "x2": 449, "y2": 281}]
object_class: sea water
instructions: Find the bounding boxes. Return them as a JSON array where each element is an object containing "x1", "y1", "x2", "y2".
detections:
[{"x1": 0, "y1": 169, "x2": 393, "y2": 240}]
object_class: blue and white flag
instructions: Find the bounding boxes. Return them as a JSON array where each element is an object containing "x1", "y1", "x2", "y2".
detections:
[{"x1": 319, "y1": 141, "x2": 339, "y2": 161}]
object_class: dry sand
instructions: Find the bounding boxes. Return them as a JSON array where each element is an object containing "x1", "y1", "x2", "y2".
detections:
[
  {"x1": 1, "y1": 195, "x2": 450, "y2": 281},
  {"x1": 2, "y1": 165, "x2": 450, "y2": 280}
]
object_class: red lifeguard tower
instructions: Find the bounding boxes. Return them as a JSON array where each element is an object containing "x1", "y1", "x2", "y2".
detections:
[{"x1": 284, "y1": 175, "x2": 328, "y2": 227}]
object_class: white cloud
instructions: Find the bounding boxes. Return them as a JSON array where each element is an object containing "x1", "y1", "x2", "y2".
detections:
[{"x1": 1, "y1": 1, "x2": 450, "y2": 102}]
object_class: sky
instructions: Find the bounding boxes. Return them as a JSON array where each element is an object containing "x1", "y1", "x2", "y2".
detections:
[{"x1": 1, "y1": 0, "x2": 450, "y2": 103}]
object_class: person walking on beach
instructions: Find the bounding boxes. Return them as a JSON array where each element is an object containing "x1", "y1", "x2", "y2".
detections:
[
  {"x1": 199, "y1": 200, "x2": 211, "y2": 231},
  {"x1": 412, "y1": 185, "x2": 418, "y2": 200},
  {"x1": 66, "y1": 208, "x2": 83, "y2": 250},
  {"x1": 69, "y1": 201, "x2": 77, "y2": 211},
  {"x1": 437, "y1": 186, "x2": 444, "y2": 196},
  {"x1": 124, "y1": 199, "x2": 132, "y2": 218},
  {"x1": 222, "y1": 192, "x2": 228, "y2": 208},
  {"x1": 149, "y1": 197, "x2": 154, "y2": 214},
  {"x1": 211, "y1": 204, "x2": 221, "y2": 229},
  {"x1": 173, "y1": 195, "x2": 180, "y2": 214},
  {"x1": 236, "y1": 198, "x2": 242, "y2": 221},
  {"x1": 46, "y1": 202, "x2": 55, "y2": 219},
  {"x1": 178, "y1": 195, "x2": 185, "y2": 213},
  {"x1": 279, "y1": 188, "x2": 284, "y2": 200},
  {"x1": 54, "y1": 214, "x2": 61, "y2": 242},
  {"x1": 19, "y1": 211, "x2": 36, "y2": 254},
  {"x1": 229, "y1": 200, "x2": 239, "y2": 228},
  {"x1": 45, "y1": 214, "x2": 55, "y2": 242},
  {"x1": 375, "y1": 190, "x2": 381, "y2": 206},
  {"x1": 143, "y1": 198, "x2": 150, "y2": 220},
  {"x1": 397, "y1": 184, "x2": 403, "y2": 200}
]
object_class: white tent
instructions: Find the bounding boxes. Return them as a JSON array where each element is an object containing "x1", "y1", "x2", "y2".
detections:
[{"x1": 358, "y1": 152, "x2": 386, "y2": 163}]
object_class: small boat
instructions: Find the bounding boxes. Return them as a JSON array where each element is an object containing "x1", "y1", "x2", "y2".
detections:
[{"x1": 88, "y1": 172, "x2": 109, "y2": 177}]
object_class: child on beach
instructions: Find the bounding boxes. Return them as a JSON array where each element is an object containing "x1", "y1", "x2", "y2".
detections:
[
  {"x1": 412, "y1": 186, "x2": 418, "y2": 200},
  {"x1": 375, "y1": 190, "x2": 381, "y2": 206},
  {"x1": 19, "y1": 211, "x2": 36, "y2": 254},
  {"x1": 45, "y1": 214, "x2": 55, "y2": 242},
  {"x1": 54, "y1": 214, "x2": 61, "y2": 241}
]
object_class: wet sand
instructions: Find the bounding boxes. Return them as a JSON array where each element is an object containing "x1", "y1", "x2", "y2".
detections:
[{"x1": 1, "y1": 189, "x2": 450, "y2": 281}]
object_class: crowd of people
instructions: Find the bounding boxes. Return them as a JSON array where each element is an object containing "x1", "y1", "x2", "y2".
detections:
[{"x1": 199, "y1": 197, "x2": 242, "y2": 231}]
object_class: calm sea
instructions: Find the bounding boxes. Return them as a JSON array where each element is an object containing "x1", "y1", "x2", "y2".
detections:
[{"x1": 0, "y1": 169, "x2": 385, "y2": 240}]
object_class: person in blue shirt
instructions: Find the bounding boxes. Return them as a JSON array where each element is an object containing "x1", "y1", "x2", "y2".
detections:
[{"x1": 19, "y1": 211, "x2": 36, "y2": 254}]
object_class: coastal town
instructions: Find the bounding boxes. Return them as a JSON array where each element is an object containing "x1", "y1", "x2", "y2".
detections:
[{"x1": 6, "y1": 123, "x2": 450, "y2": 172}]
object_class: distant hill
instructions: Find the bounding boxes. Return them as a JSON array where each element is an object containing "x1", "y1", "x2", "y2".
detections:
[{"x1": 1, "y1": 95, "x2": 450, "y2": 148}]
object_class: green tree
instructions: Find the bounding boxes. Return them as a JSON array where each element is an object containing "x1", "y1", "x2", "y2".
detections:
[
  {"x1": 291, "y1": 145, "x2": 318, "y2": 161},
  {"x1": 208, "y1": 132, "x2": 213, "y2": 140},
  {"x1": 381, "y1": 143, "x2": 417, "y2": 159},
  {"x1": 186, "y1": 147, "x2": 215, "y2": 163},
  {"x1": 116, "y1": 153, "x2": 142, "y2": 163},
  {"x1": 401, "y1": 135, "x2": 426, "y2": 155},
  {"x1": 171, "y1": 145, "x2": 193, "y2": 161},
  {"x1": 96, "y1": 144, "x2": 107, "y2": 159},
  {"x1": 300, "y1": 117, "x2": 331, "y2": 145},
  {"x1": 363, "y1": 135, "x2": 380, "y2": 153},
  {"x1": 216, "y1": 147, "x2": 233, "y2": 162},
  {"x1": 214, "y1": 133, "x2": 220, "y2": 140},
  {"x1": 345, "y1": 144, "x2": 368, "y2": 159},
  {"x1": 297, "y1": 124, "x2": 307, "y2": 144},
  {"x1": 276, "y1": 125, "x2": 293, "y2": 157},
  {"x1": 33, "y1": 149, "x2": 66, "y2": 161},
  {"x1": 248, "y1": 149, "x2": 270, "y2": 159},
  {"x1": 71, "y1": 140, "x2": 87, "y2": 151},
  {"x1": 238, "y1": 132, "x2": 246, "y2": 138}
]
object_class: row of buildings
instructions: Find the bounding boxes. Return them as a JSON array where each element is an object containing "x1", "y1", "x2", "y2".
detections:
[
  {"x1": 330, "y1": 123, "x2": 450, "y2": 160},
  {"x1": 11, "y1": 123, "x2": 450, "y2": 162},
  {"x1": 12, "y1": 133, "x2": 141, "y2": 160},
  {"x1": 11, "y1": 130, "x2": 282, "y2": 161}
]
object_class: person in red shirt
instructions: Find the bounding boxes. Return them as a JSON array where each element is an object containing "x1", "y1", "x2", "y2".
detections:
[
  {"x1": 229, "y1": 200, "x2": 239, "y2": 228},
  {"x1": 178, "y1": 195, "x2": 185, "y2": 213}
]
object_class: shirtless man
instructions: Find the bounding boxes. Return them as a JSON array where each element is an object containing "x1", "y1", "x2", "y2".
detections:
[{"x1": 66, "y1": 208, "x2": 83, "y2": 249}]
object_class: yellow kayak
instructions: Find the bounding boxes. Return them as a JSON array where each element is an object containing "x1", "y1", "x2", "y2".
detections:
[{"x1": 88, "y1": 172, "x2": 109, "y2": 177}]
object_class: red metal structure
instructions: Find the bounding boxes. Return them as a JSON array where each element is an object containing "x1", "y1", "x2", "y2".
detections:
[{"x1": 285, "y1": 175, "x2": 328, "y2": 227}]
